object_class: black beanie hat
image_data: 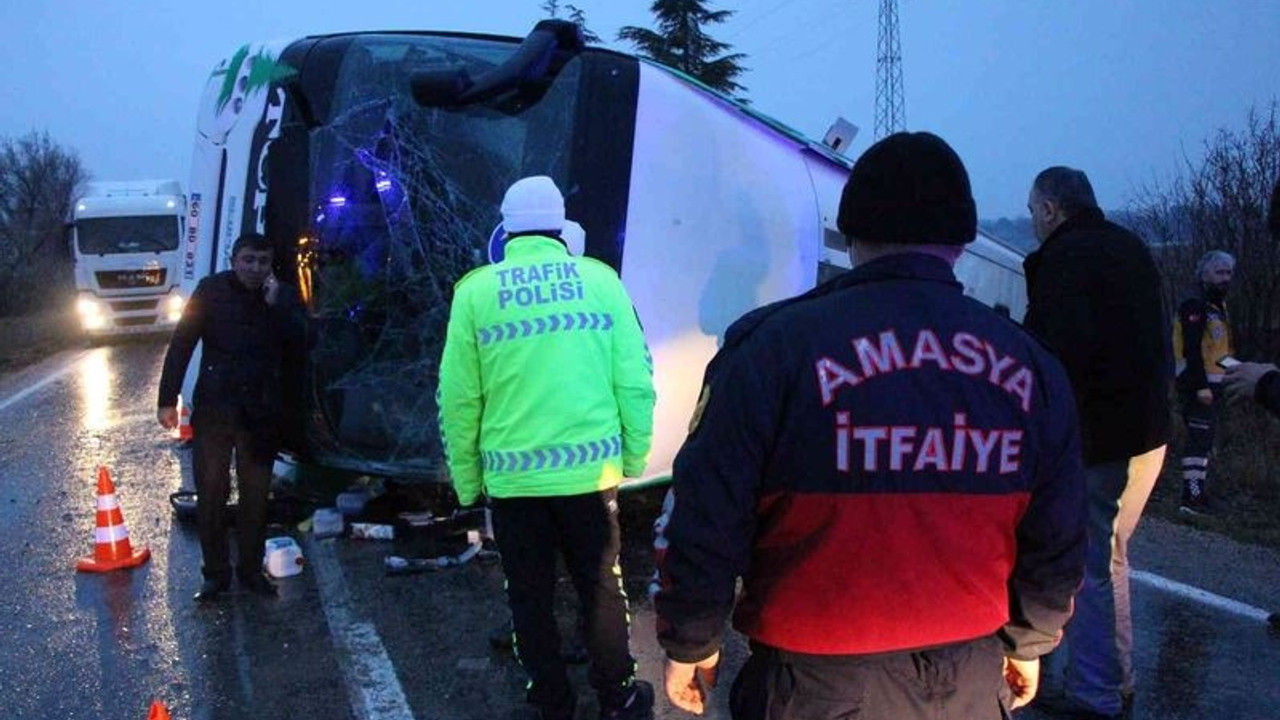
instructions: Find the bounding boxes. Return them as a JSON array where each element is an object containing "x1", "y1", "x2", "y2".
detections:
[{"x1": 837, "y1": 131, "x2": 977, "y2": 245}]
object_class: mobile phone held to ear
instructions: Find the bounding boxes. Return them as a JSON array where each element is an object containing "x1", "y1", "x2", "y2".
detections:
[{"x1": 1217, "y1": 356, "x2": 1241, "y2": 370}]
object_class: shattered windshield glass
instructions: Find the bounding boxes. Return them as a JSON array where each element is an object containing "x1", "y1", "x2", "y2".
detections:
[
  {"x1": 77, "y1": 216, "x2": 179, "y2": 255},
  {"x1": 297, "y1": 35, "x2": 584, "y2": 477}
]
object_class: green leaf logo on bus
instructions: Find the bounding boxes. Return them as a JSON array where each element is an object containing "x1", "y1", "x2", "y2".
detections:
[{"x1": 212, "y1": 45, "x2": 297, "y2": 115}]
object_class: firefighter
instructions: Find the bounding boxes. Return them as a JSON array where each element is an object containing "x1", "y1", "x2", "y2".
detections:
[
  {"x1": 438, "y1": 176, "x2": 657, "y2": 720},
  {"x1": 1173, "y1": 250, "x2": 1235, "y2": 514},
  {"x1": 654, "y1": 133, "x2": 1086, "y2": 720}
]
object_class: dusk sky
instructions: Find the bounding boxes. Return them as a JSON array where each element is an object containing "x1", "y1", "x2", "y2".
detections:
[{"x1": 1, "y1": 1, "x2": 1276, "y2": 219}]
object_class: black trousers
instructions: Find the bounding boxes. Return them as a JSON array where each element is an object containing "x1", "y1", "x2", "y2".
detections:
[
  {"x1": 490, "y1": 488, "x2": 636, "y2": 712},
  {"x1": 729, "y1": 637, "x2": 1008, "y2": 720},
  {"x1": 1178, "y1": 385, "x2": 1222, "y2": 506},
  {"x1": 192, "y1": 421, "x2": 274, "y2": 584}
]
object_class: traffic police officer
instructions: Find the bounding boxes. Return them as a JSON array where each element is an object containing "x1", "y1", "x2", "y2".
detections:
[
  {"x1": 438, "y1": 176, "x2": 657, "y2": 720},
  {"x1": 654, "y1": 133, "x2": 1086, "y2": 720}
]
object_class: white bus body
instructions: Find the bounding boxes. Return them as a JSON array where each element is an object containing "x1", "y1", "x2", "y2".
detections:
[{"x1": 185, "y1": 23, "x2": 1027, "y2": 483}]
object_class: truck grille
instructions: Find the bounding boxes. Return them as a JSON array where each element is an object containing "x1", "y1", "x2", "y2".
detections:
[
  {"x1": 108, "y1": 298, "x2": 160, "y2": 313},
  {"x1": 115, "y1": 316, "x2": 158, "y2": 327},
  {"x1": 96, "y1": 268, "x2": 167, "y2": 289}
]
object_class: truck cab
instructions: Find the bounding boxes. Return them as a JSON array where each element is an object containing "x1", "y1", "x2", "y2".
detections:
[{"x1": 71, "y1": 180, "x2": 186, "y2": 336}]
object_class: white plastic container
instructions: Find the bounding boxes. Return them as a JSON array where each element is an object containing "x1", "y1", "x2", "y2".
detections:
[
  {"x1": 350, "y1": 523, "x2": 395, "y2": 540},
  {"x1": 336, "y1": 489, "x2": 370, "y2": 516},
  {"x1": 313, "y1": 507, "x2": 344, "y2": 539},
  {"x1": 263, "y1": 536, "x2": 305, "y2": 578}
]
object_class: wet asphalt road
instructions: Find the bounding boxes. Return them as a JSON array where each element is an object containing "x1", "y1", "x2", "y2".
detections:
[{"x1": 0, "y1": 339, "x2": 1277, "y2": 720}]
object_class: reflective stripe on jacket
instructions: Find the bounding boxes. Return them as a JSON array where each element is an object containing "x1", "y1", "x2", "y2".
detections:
[{"x1": 438, "y1": 235, "x2": 655, "y2": 505}]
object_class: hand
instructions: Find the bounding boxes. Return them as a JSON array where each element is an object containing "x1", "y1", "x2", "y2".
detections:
[
  {"x1": 263, "y1": 273, "x2": 280, "y2": 306},
  {"x1": 1196, "y1": 388, "x2": 1214, "y2": 406},
  {"x1": 1003, "y1": 656, "x2": 1040, "y2": 710},
  {"x1": 158, "y1": 406, "x2": 179, "y2": 430},
  {"x1": 1224, "y1": 362, "x2": 1278, "y2": 403},
  {"x1": 664, "y1": 651, "x2": 720, "y2": 715}
]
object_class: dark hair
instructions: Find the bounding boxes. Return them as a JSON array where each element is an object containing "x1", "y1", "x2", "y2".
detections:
[
  {"x1": 231, "y1": 232, "x2": 273, "y2": 259},
  {"x1": 1033, "y1": 166, "x2": 1099, "y2": 216}
]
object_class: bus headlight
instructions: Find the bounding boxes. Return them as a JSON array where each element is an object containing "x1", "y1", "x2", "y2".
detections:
[{"x1": 166, "y1": 294, "x2": 184, "y2": 322}]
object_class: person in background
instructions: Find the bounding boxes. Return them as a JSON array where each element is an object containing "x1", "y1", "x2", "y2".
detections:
[
  {"x1": 1172, "y1": 250, "x2": 1236, "y2": 515},
  {"x1": 656, "y1": 133, "x2": 1086, "y2": 720},
  {"x1": 1023, "y1": 166, "x2": 1171, "y2": 720},
  {"x1": 157, "y1": 232, "x2": 300, "y2": 602},
  {"x1": 438, "y1": 176, "x2": 656, "y2": 720}
]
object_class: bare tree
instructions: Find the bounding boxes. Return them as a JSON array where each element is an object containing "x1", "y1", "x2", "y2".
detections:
[
  {"x1": 0, "y1": 131, "x2": 88, "y2": 315},
  {"x1": 539, "y1": 0, "x2": 601, "y2": 44},
  {"x1": 1131, "y1": 104, "x2": 1280, "y2": 359},
  {"x1": 566, "y1": 4, "x2": 602, "y2": 44}
]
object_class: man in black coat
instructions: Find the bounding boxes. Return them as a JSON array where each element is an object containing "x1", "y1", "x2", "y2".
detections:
[
  {"x1": 157, "y1": 232, "x2": 300, "y2": 602},
  {"x1": 1022, "y1": 167, "x2": 1171, "y2": 720}
]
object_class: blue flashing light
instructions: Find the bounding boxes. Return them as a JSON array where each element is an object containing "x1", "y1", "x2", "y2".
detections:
[
  {"x1": 375, "y1": 178, "x2": 392, "y2": 193},
  {"x1": 329, "y1": 195, "x2": 348, "y2": 207}
]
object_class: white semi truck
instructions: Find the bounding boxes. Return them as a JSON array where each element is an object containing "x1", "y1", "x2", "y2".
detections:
[
  {"x1": 184, "y1": 21, "x2": 1027, "y2": 483},
  {"x1": 71, "y1": 180, "x2": 186, "y2": 336}
]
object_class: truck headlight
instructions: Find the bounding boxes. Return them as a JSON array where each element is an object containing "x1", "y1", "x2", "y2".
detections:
[
  {"x1": 76, "y1": 296, "x2": 101, "y2": 317},
  {"x1": 166, "y1": 294, "x2": 184, "y2": 322}
]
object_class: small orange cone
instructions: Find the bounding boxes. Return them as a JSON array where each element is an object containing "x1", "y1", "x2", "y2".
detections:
[
  {"x1": 173, "y1": 397, "x2": 194, "y2": 443},
  {"x1": 146, "y1": 701, "x2": 172, "y2": 720},
  {"x1": 76, "y1": 466, "x2": 151, "y2": 572}
]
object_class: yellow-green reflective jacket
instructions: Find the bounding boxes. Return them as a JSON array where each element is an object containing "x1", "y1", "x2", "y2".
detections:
[{"x1": 438, "y1": 235, "x2": 655, "y2": 504}]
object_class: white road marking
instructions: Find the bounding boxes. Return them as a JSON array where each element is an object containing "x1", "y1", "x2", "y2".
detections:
[
  {"x1": 0, "y1": 350, "x2": 89, "y2": 413},
  {"x1": 306, "y1": 536, "x2": 417, "y2": 720},
  {"x1": 1132, "y1": 569, "x2": 1273, "y2": 622}
]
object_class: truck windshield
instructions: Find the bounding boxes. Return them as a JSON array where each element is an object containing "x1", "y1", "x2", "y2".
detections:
[
  {"x1": 285, "y1": 33, "x2": 637, "y2": 476},
  {"x1": 77, "y1": 216, "x2": 180, "y2": 255}
]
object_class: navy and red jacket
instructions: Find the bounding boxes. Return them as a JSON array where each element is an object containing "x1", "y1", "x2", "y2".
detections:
[{"x1": 654, "y1": 253, "x2": 1086, "y2": 662}]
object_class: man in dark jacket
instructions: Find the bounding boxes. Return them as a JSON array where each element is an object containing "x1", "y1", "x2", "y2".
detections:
[
  {"x1": 1023, "y1": 167, "x2": 1171, "y2": 719},
  {"x1": 158, "y1": 233, "x2": 300, "y2": 602},
  {"x1": 656, "y1": 133, "x2": 1086, "y2": 720}
]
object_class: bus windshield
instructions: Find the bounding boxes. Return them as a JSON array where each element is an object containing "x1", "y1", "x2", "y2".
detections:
[{"x1": 284, "y1": 34, "x2": 638, "y2": 476}]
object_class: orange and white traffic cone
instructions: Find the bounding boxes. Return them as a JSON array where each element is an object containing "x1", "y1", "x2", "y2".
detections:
[
  {"x1": 76, "y1": 466, "x2": 151, "y2": 572},
  {"x1": 173, "y1": 396, "x2": 194, "y2": 444},
  {"x1": 146, "y1": 700, "x2": 172, "y2": 720}
]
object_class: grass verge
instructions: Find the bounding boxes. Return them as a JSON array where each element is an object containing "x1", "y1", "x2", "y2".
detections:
[{"x1": 0, "y1": 309, "x2": 82, "y2": 374}]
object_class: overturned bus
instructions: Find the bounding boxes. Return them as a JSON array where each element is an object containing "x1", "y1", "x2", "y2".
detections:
[{"x1": 181, "y1": 20, "x2": 1027, "y2": 484}]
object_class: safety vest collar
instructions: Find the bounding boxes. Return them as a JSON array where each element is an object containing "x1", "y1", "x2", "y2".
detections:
[{"x1": 504, "y1": 234, "x2": 569, "y2": 259}]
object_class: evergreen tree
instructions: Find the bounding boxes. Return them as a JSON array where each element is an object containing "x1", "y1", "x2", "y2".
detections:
[{"x1": 617, "y1": 0, "x2": 748, "y2": 97}]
